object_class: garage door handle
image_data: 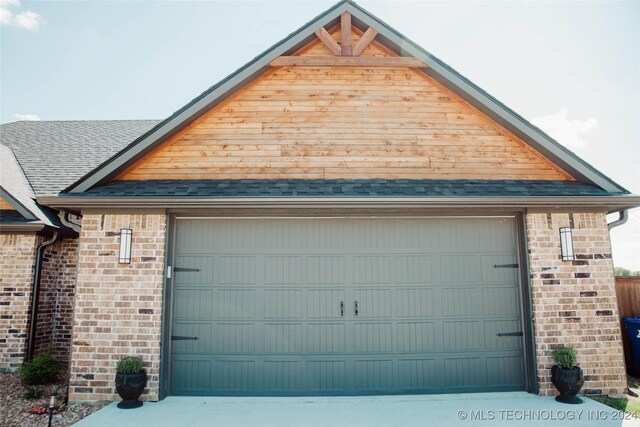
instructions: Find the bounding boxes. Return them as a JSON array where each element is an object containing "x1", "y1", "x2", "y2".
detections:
[
  {"x1": 354, "y1": 301, "x2": 359, "y2": 317},
  {"x1": 496, "y1": 332, "x2": 523, "y2": 337},
  {"x1": 171, "y1": 335, "x2": 199, "y2": 341},
  {"x1": 340, "y1": 301, "x2": 344, "y2": 317}
]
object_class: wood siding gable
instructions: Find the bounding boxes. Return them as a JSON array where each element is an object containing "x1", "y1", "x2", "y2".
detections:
[{"x1": 117, "y1": 26, "x2": 571, "y2": 182}]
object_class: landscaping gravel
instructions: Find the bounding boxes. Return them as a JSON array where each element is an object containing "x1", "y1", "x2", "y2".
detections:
[{"x1": 0, "y1": 373, "x2": 106, "y2": 427}]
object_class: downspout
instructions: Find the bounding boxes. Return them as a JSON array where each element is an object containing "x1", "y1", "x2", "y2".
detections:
[
  {"x1": 26, "y1": 232, "x2": 59, "y2": 360},
  {"x1": 608, "y1": 210, "x2": 628, "y2": 230},
  {"x1": 58, "y1": 211, "x2": 81, "y2": 233},
  {"x1": 606, "y1": 209, "x2": 634, "y2": 396}
]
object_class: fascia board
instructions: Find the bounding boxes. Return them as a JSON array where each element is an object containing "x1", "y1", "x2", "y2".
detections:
[{"x1": 0, "y1": 186, "x2": 38, "y2": 220}]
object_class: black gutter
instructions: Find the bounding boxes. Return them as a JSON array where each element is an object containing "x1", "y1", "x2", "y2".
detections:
[{"x1": 26, "y1": 232, "x2": 59, "y2": 360}]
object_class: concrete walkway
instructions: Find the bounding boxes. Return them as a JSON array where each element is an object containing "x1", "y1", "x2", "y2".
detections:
[{"x1": 74, "y1": 392, "x2": 640, "y2": 427}]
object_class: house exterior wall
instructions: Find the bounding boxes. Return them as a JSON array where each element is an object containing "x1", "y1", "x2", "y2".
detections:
[
  {"x1": 0, "y1": 233, "x2": 38, "y2": 371},
  {"x1": 526, "y1": 211, "x2": 627, "y2": 396},
  {"x1": 68, "y1": 211, "x2": 166, "y2": 402},
  {"x1": 34, "y1": 236, "x2": 79, "y2": 364}
]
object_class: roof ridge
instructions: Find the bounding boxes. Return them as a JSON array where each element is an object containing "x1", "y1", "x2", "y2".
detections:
[{"x1": 2, "y1": 119, "x2": 161, "y2": 125}]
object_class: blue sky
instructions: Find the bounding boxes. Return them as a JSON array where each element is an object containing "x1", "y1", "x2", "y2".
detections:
[{"x1": 1, "y1": 0, "x2": 639, "y2": 268}]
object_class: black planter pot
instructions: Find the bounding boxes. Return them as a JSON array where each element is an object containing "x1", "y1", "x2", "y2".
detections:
[
  {"x1": 115, "y1": 371, "x2": 147, "y2": 409},
  {"x1": 551, "y1": 365, "x2": 584, "y2": 404}
]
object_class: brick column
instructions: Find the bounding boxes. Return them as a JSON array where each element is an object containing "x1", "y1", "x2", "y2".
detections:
[
  {"x1": 34, "y1": 236, "x2": 80, "y2": 364},
  {"x1": 68, "y1": 210, "x2": 166, "y2": 402},
  {"x1": 526, "y1": 212, "x2": 627, "y2": 396},
  {"x1": 0, "y1": 233, "x2": 38, "y2": 371}
]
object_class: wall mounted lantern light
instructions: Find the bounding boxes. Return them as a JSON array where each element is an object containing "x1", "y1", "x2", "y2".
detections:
[
  {"x1": 118, "y1": 229, "x2": 132, "y2": 264},
  {"x1": 559, "y1": 227, "x2": 574, "y2": 261}
]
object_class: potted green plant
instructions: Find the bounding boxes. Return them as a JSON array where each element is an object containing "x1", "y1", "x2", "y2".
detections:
[
  {"x1": 551, "y1": 346, "x2": 584, "y2": 404},
  {"x1": 115, "y1": 356, "x2": 146, "y2": 409}
]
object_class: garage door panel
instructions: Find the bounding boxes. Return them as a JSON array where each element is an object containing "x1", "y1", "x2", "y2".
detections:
[
  {"x1": 441, "y1": 287, "x2": 482, "y2": 316},
  {"x1": 442, "y1": 320, "x2": 483, "y2": 351},
  {"x1": 216, "y1": 289, "x2": 255, "y2": 318},
  {"x1": 263, "y1": 323, "x2": 304, "y2": 353},
  {"x1": 486, "y1": 355, "x2": 525, "y2": 386},
  {"x1": 352, "y1": 289, "x2": 393, "y2": 318},
  {"x1": 354, "y1": 323, "x2": 394, "y2": 352},
  {"x1": 174, "y1": 255, "x2": 213, "y2": 284},
  {"x1": 215, "y1": 360, "x2": 256, "y2": 392},
  {"x1": 353, "y1": 256, "x2": 391, "y2": 284},
  {"x1": 354, "y1": 360, "x2": 395, "y2": 390},
  {"x1": 439, "y1": 255, "x2": 481, "y2": 284},
  {"x1": 396, "y1": 288, "x2": 436, "y2": 317},
  {"x1": 263, "y1": 289, "x2": 303, "y2": 319},
  {"x1": 306, "y1": 256, "x2": 345, "y2": 285},
  {"x1": 264, "y1": 256, "x2": 303, "y2": 285},
  {"x1": 171, "y1": 359, "x2": 211, "y2": 394},
  {"x1": 484, "y1": 319, "x2": 523, "y2": 350},
  {"x1": 263, "y1": 361, "x2": 305, "y2": 391},
  {"x1": 397, "y1": 359, "x2": 438, "y2": 390},
  {"x1": 308, "y1": 360, "x2": 347, "y2": 391},
  {"x1": 307, "y1": 289, "x2": 345, "y2": 319},
  {"x1": 443, "y1": 357, "x2": 485, "y2": 388},
  {"x1": 481, "y1": 254, "x2": 519, "y2": 283},
  {"x1": 216, "y1": 256, "x2": 256, "y2": 284},
  {"x1": 481, "y1": 286, "x2": 520, "y2": 316},
  {"x1": 171, "y1": 322, "x2": 212, "y2": 353},
  {"x1": 170, "y1": 217, "x2": 526, "y2": 396},
  {"x1": 397, "y1": 322, "x2": 437, "y2": 352},
  {"x1": 480, "y1": 220, "x2": 517, "y2": 252},
  {"x1": 307, "y1": 324, "x2": 347, "y2": 353},
  {"x1": 394, "y1": 255, "x2": 437, "y2": 284},
  {"x1": 174, "y1": 288, "x2": 213, "y2": 319},
  {"x1": 215, "y1": 323, "x2": 255, "y2": 353},
  {"x1": 436, "y1": 221, "x2": 480, "y2": 252}
]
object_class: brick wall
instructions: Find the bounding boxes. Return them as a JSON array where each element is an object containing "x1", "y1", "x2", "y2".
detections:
[
  {"x1": 527, "y1": 212, "x2": 627, "y2": 396},
  {"x1": 34, "y1": 237, "x2": 79, "y2": 364},
  {"x1": 0, "y1": 233, "x2": 38, "y2": 371},
  {"x1": 68, "y1": 211, "x2": 166, "y2": 402}
]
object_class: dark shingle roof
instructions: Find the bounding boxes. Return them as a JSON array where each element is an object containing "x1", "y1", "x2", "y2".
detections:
[
  {"x1": 1, "y1": 144, "x2": 62, "y2": 226},
  {"x1": 0, "y1": 120, "x2": 160, "y2": 197},
  {"x1": 69, "y1": 179, "x2": 614, "y2": 198},
  {"x1": 0, "y1": 210, "x2": 32, "y2": 224}
]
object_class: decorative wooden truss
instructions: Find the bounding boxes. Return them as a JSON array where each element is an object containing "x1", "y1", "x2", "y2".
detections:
[{"x1": 269, "y1": 12, "x2": 426, "y2": 68}]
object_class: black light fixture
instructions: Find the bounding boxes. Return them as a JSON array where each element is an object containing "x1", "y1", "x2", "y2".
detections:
[
  {"x1": 559, "y1": 227, "x2": 575, "y2": 261},
  {"x1": 119, "y1": 229, "x2": 132, "y2": 264},
  {"x1": 47, "y1": 392, "x2": 57, "y2": 427}
]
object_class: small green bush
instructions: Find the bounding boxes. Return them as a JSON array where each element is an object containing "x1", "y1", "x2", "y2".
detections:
[
  {"x1": 116, "y1": 356, "x2": 144, "y2": 374},
  {"x1": 22, "y1": 386, "x2": 44, "y2": 400},
  {"x1": 552, "y1": 346, "x2": 577, "y2": 369},
  {"x1": 19, "y1": 353, "x2": 59, "y2": 385}
]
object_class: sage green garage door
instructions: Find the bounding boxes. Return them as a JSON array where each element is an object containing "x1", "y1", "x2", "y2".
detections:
[{"x1": 169, "y1": 218, "x2": 525, "y2": 396}]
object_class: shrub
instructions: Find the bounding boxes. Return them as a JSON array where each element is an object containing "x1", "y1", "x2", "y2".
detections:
[
  {"x1": 116, "y1": 357, "x2": 144, "y2": 374},
  {"x1": 19, "y1": 353, "x2": 59, "y2": 385},
  {"x1": 22, "y1": 386, "x2": 44, "y2": 400},
  {"x1": 552, "y1": 346, "x2": 577, "y2": 369}
]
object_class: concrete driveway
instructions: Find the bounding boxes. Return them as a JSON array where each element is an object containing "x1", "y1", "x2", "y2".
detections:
[{"x1": 74, "y1": 392, "x2": 640, "y2": 427}]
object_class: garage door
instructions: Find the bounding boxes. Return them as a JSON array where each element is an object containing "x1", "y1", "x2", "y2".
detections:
[{"x1": 169, "y1": 217, "x2": 525, "y2": 395}]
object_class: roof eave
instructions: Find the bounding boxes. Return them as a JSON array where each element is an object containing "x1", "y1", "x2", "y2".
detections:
[
  {"x1": 0, "y1": 186, "x2": 38, "y2": 220},
  {"x1": 39, "y1": 195, "x2": 640, "y2": 213}
]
